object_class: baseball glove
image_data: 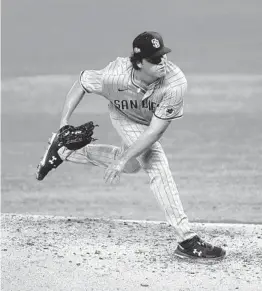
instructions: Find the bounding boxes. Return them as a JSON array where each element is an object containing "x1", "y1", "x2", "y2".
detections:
[{"x1": 57, "y1": 121, "x2": 98, "y2": 150}]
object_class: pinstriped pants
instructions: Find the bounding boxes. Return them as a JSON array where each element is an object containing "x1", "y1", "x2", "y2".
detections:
[{"x1": 58, "y1": 104, "x2": 196, "y2": 241}]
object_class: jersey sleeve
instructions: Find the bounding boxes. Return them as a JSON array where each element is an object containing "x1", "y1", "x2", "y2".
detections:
[
  {"x1": 79, "y1": 59, "x2": 119, "y2": 95},
  {"x1": 154, "y1": 82, "x2": 187, "y2": 120},
  {"x1": 79, "y1": 69, "x2": 104, "y2": 94}
]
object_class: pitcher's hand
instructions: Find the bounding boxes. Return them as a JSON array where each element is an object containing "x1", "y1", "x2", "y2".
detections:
[{"x1": 104, "y1": 159, "x2": 127, "y2": 185}]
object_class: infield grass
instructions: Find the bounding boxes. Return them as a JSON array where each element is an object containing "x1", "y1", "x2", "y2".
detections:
[{"x1": 2, "y1": 75, "x2": 262, "y2": 223}]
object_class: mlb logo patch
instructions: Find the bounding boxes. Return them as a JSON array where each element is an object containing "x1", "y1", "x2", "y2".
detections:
[
  {"x1": 166, "y1": 107, "x2": 174, "y2": 114},
  {"x1": 166, "y1": 106, "x2": 175, "y2": 116}
]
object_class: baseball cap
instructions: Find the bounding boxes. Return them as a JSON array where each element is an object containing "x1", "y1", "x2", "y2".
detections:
[{"x1": 132, "y1": 31, "x2": 171, "y2": 58}]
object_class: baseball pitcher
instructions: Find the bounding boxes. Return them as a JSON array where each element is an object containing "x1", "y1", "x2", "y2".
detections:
[{"x1": 36, "y1": 31, "x2": 226, "y2": 261}]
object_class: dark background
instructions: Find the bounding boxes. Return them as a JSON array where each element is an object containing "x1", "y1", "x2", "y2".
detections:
[{"x1": 2, "y1": 0, "x2": 262, "y2": 77}]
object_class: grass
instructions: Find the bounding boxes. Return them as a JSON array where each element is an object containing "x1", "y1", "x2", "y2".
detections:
[{"x1": 1, "y1": 75, "x2": 262, "y2": 223}]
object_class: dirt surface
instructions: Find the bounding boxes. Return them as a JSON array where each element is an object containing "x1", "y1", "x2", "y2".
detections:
[{"x1": 1, "y1": 214, "x2": 262, "y2": 291}]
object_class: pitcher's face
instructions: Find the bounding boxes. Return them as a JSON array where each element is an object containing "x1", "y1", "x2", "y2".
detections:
[{"x1": 141, "y1": 54, "x2": 168, "y2": 78}]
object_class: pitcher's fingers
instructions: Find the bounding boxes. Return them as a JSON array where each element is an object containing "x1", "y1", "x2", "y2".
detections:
[
  {"x1": 111, "y1": 173, "x2": 120, "y2": 185},
  {"x1": 108, "y1": 172, "x2": 120, "y2": 185},
  {"x1": 104, "y1": 169, "x2": 115, "y2": 184},
  {"x1": 104, "y1": 167, "x2": 112, "y2": 182}
]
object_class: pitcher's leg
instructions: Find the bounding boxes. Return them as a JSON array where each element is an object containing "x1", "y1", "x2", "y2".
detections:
[
  {"x1": 109, "y1": 106, "x2": 196, "y2": 241},
  {"x1": 138, "y1": 144, "x2": 196, "y2": 241},
  {"x1": 58, "y1": 144, "x2": 141, "y2": 173}
]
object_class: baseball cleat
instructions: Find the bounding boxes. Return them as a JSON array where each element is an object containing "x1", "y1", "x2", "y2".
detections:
[
  {"x1": 36, "y1": 132, "x2": 63, "y2": 181},
  {"x1": 174, "y1": 235, "x2": 226, "y2": 261}
]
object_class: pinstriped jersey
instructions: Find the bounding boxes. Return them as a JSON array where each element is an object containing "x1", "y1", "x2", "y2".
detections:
[{"x1": 80, "y1": 57, "x2": 187, "y2": 125}]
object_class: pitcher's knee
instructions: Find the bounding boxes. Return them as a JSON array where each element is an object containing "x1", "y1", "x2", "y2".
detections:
[
  {"x1": 58, "y1": 147, "x2": 74, "y2": 161},
  {"x1": 123, "y1": 159, "x2": 141, "y2": 173}
]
